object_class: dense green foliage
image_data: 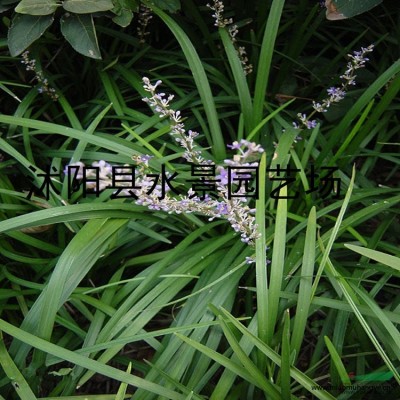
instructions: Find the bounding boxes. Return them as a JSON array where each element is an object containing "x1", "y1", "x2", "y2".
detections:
[{"x1": 0, "y1": 0, "x2": 399, "y2": 399}]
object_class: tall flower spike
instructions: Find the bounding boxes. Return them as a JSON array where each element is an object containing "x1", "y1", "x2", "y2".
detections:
[
  {"x1": 65, "y1": 78, "x2": 265, "y2": 247},
  {"x1": 137, "y1": 4, "x2": 153, "y2": 44},
  {"x1": 21, "y1": 51, "x2": 58, "y2": 101},
  {"x1": 65, "y1": 78, "x2": 263, "y2": 246},
  {"x1": 206, "y1": 1, "x2": 233, "y2": 27},
  {"x1": 142, "y1": 77, "x2": 209, "y2": 164},
  {"x1": 207, "y1": 1, "x2": 253, "y2": 75},
  {"x1": 295, "y1": 44, "x2": 374, "y2": 130}
]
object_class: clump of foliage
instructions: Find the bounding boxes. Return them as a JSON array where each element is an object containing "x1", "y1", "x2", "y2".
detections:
[{"x1": 0, "y1": 0, "x2": 399, "y2": 399}]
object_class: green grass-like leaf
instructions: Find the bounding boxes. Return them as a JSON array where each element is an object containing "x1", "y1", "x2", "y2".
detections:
[
  {"x1": 0, "y1": 320, "x2": 186, "y2": 399},
  {"x1": 0, "y1": 331, "x2": 38, "y2": 399},
  {"x1": 145, "y1": 1, "x2": 225, "y2": 160}
]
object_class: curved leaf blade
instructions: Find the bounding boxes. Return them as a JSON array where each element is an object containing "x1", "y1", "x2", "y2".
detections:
[
  {"x1": 0, "y1": 320, "x2": 185, "y2": 399},
  {"x1": 344, "y1": 244, "x2": 400, "y2": 272}
]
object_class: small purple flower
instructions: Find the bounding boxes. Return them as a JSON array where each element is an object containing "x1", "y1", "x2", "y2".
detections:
[
  {"x1": 216, "y1": 167, "x2": 237, "y2": 185},
  {"x1": 327, "y1": 87, "x2": 338, "y2": 95},
  {"x1": 215, "y1": 202, "x2": 229, "y2": 215},
  {"x1": 306, "y1": 120, "x2": 317, "y2": 129},
  {"x1": 227, "y1": 141, "x2": 242, "y2": 150},
  {"x1": 188, "y1": 130, "x2": 199, "y2": 138},
  {"x1": 327, "y1": 87, "x2": 346, "y2": 102},
  {"x1": 140, "y1": 155, "x2": 153, "y2": 162},
  {"x1": 179, "y1": 199, "x2": 190, "y2": 207},
  {"x1": 203, "y1": 194, "x2": 213, "y2": 203},
  {"x1": 216, "y1": 168, "x2": 229, "y2": 185},
  {"x1": 64, "y1": 162, "x2": 85, "y2": 179}
]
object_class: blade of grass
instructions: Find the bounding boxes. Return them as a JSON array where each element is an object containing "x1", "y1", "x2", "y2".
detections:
[
  {"x1": 291, "y1": 207, "x2": 316, "y2": 359},
  {"x1": 255, "y1": 153, "x2": 268, "y2": 362},
  {"x1": 310, "y1": 165, "x2": 356, "y2": 300},
  {"x1": 217, "y1": 308, "x2": 336, "y2": 400},
  {"x1": 115, "y1": 362, "x2": 131, "y2": 400},
  {"x1": 218, "y1": 28, "x2": 253, "y2": 133},
  {"x1": 217, "y1": 316, "x2": 281, "y2": 398},
  {"x1": 143, "y1": 361, "x2": 203, "y2": 400},
  {"x1": 69, "y1": 103, "x2": 113, "y2": 165},
  {"x1": 246, "y1": 99, "x2": 295, "y2": 141},
  {"x1": 145, "y1": 2, "x2": 225, "y2": 160},
  {"x1": 330, "y1": 99, "x2": 375, "y2": 167},
  {"x1": 208, "y1": 315, "x2": 257, "y2": 400},
  {"x1": 11, "y1": 219, "x2": 128, "y2": 369},
  {"x1": 174, "y1": 332, "x2": 281, "y2": 399},
  {"x1": 350, "y1": 283, "x2": 400, "y2": 360},
  {"x1": 0, "y1": 320, "x2": 185, "y2": 400},
  {"x1": 121, "y1": 123, "x2": 174, "y2": 170},
  {"x1": 266, "y1": 181, "x2": 287, "y2": 345},
  {"x1": 344, "y1": 244, "x2": 400, "y2": 272},
  {"x1": 0, "y1": 116, "x2": 141, "y2": 158},
  {"x1": 280, "y1": 309, "x2": 291, "y2": 400},
  {"x1": 78, "y1": 233, "x2": 235, "y2": 388},
  {"x1": 324, "y1": 336, "x2": 352, "y2": 386},
  {"x1": 252, "y1": 0, "x2": 285, "y2": 127},
  {"x1": 0, "y1": 202, "x2": 150, "y2": 233},
  {"x1": 0, "y1": 331, "x2": 38, "y2": 400},
  {"x1": 322, "y1": 256, "x2": 400, "y2": 385}
]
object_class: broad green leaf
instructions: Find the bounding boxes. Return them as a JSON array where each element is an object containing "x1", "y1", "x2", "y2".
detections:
[
  {"x1": 8, "y1": 13, "x2": 54, "y2": 56},
  {"x1": 62, "y1": 0, "x2": 114, "y2": 14},
  {"x1": 112, "y1": 8, "x2": 133, "y2": 27},
  {"x1": 152, "y1": 0, "x2": 180, "y2": 12},
  {"x1": 0, "y1": 0, "x2": 18, "y2": 13},
  {"x1": 60, "y1": 13, "x2": 101, "y2": 59},
  {"x1": 113, "y1": 0, "x2": 138, "y2": 11},
  {"x1": 112, "y1": 0, "x2": 138, "y2": 27},
  {"x1": 325, "y1": 0, "x2": 383, "y2": 20},
  {"x1": 15, "y1": 0, "x2": 58, "y2": 15}
]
